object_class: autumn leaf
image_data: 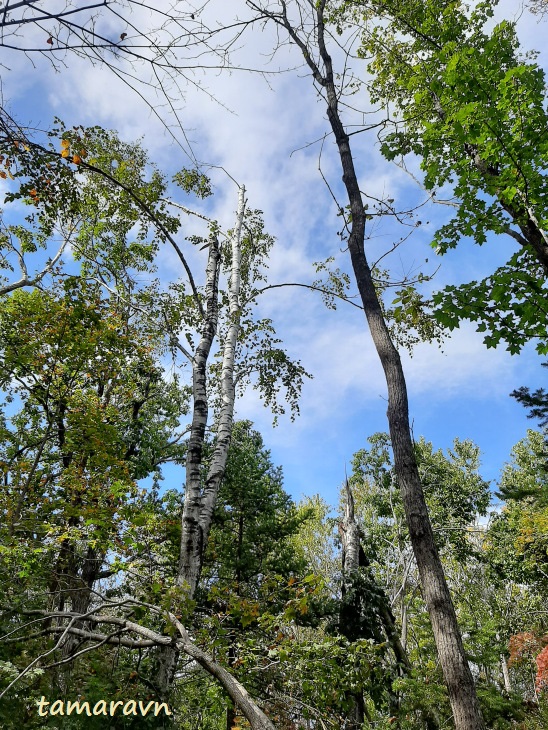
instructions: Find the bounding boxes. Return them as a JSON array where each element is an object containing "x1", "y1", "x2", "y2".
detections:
[
  {"x1": 120, "y1": 32, "x2": 127, "y2": 40},
  {"x1": 72, "y1": 154, "x2": 82, "y2": 165},
  {"x1": 47, "y1": 37, "x2": 53, "y2": 45}
]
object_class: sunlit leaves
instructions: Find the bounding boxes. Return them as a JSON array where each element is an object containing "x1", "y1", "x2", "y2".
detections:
[{"x1": 350, "y1": 0, "x2": 548, "y2": 354}]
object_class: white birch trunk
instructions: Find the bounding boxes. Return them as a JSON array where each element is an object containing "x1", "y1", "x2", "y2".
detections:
[
  {"x1": 501, "y1": 654, "x2": 512, "y2": 694},
  {"x1": 177, "y1": 184, "x2": 246, "y2": 594},
  {"x1": 177, "y1": 232, "x2": 221, "y2": 594},
  {"x1": 341, "y1": 478, "x2": 360, "y2": 578},
  {"x1": 198, "y1": 184, "x2": 246, "y2": 563},
  {"x1": 157, "y1": 187, "x2": 248, "y2": 701}
]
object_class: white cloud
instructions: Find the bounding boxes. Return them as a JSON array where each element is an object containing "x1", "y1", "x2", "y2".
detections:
[{"x1": 1, "y1": 0, "x2": 545, "y2": 497}]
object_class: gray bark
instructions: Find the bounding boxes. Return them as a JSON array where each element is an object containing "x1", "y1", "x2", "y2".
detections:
[{"x1": 266, "y1": 3, "x2": 485, "y2": 728}]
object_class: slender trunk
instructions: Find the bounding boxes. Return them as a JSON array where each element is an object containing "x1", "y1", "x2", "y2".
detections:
[
  {"x1": 197, "y1": 184, "x2": 246, "y2": 561},
  {"x1": 339, "y1": 482, "x2": 366, "y2": 728},
  {"x1": 178, "y1": 232, "x2": 222, "y2": 594},
  {"x1": 178, "y1": 185, "x2": 246, "y2": 593},
  {"x1": 400, "y1": 599, "x2": 408, "y2": 651},
  {"x1": 155, "y1": 230, "x2": 222, "y2": 697},
  {"x1": 501, "y1": 654, "x2": 512, "y2": 694},
  {"x1": 158, "y1": 187, "x2": 248, "y2": 699},
  {"x1": 278, "y1": 5, "x2": 485, "y2": 728}
]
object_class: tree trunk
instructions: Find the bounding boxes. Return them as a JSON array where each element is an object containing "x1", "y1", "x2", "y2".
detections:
[
  {"x1": 172, "y1": 616, "x2": 277, "y2": 730},
  {"x1": 177, "y1": 231, "x2": 222, "y2": 595},
  {"x1": 339, "y1": 480, "x2": 366, "y2": 728},
  {"x1": 157, "y1": 186, "x2": 248, "y2": 699},
  {"x1": 177, "y1": 184, "x2": 246, "y2": 593},
  {"x1": 274, "y1": 4, "x2": 485, "y2": 728},
  {"x1": 501, "y1": 654, "x2": 512, "y2": 694}
]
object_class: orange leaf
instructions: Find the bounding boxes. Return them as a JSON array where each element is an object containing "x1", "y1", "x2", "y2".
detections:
[
  {"x1": 72, "y1": 154, "x2": 82, "y2": 164},
  {"x1": 61, "y1": 149, "x2": 70, "y2": 158}
]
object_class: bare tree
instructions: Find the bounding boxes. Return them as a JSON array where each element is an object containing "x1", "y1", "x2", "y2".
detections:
[
  {"x1": 241, "y1": 2, "x2": 485, "y2": 728},
  {"x1": 0, "y1": 1, "x2": 244, "y2": 157}
]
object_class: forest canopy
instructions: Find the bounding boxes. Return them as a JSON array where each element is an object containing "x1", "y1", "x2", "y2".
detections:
[{"x1": 0, "y1": 1, "x2": 547, "y2": 729}]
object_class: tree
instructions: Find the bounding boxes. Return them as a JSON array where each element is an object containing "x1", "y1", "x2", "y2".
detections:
[
  {"x1": 0, "y1": 120, "x2": 309, "y2": 730},
  {"x1": 350, "y1": 0, "x2": 548, "y2": 355},
  {"x1": 511, "y1": 363, "x2": 548, "y2": 429},
  {"x1": 489, "y1": 430, "x2": 548, "y2": 593},
  {"x1": 196, "y1": 420, "x2": 309, "y2": 728},
  {"x1": 483, "y1": 430, "x2": 548, "y2": 723},
  {"x1": 0, "y1": 2, "x2": 239, "y2": 150},
  {"x1": 242, "y1": 2, "x2": 485, "y2": 726},
  {"x1": 348, "y1": 433, "x2": 493, "y2": 726}
]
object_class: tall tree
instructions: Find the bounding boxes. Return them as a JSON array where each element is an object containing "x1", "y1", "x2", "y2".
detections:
[
  {"x1": 243, "y1": 2, "x2": 485, "y2": 726},
  {"x1": 0, "y1": 121, "x2": 308, "y2": 730},
  {"x1": 198, "y1": 420, "x2": 308, "y2": 729},
  {"x1": 351, "y1": 0, "x2": 548, "y2": 355}
]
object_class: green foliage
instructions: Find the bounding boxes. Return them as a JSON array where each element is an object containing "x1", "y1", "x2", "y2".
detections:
[
  {"x1": 201, "y1": 420, "x2": 308, "y2": 597},
  {"x1": 350, "y1": 432, "x2": 490, "y2": 560},
  {"x1": 1, "y1": 120, "x2": 181, "y2": 294},
  {"x1": 0, "y1": 279, "x2": 190, "y2": 719},
  {"x1": 511, "y1": 362, "x2": 548, "y2": 427},
  {"x1": 431, "y1": 251, "x2": 548, "y2": 354},
  {"x1": 173, "y1": 168, "x2": 212, "y2": 199},
  {"x1": 487, "y1": 430, "x2": 548, "y2": 592},
  {"x1": 347, "y1": 0, "x2": 548, "y2": 354},
  {"x1": 475, "y1": 684, "x2": 526, "y2": 729}
]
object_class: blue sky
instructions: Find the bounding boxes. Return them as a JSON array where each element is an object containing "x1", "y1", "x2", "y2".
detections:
[{"x1": 1, "y1": 0, "x2": 546, "y2": 509}]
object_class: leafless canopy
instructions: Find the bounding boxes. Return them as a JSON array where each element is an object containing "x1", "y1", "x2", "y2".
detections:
[{"x1": 0, "y1": 1, "x2": 243, "y2": 155}]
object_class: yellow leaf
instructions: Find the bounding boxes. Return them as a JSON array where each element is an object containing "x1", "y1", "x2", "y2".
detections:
[
  {"x1": 61, "y1": 149, "x2": 70, "y2": 158},
  {"x1": 61, "y1": 139, "x2": 70, "y2": 149}
]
